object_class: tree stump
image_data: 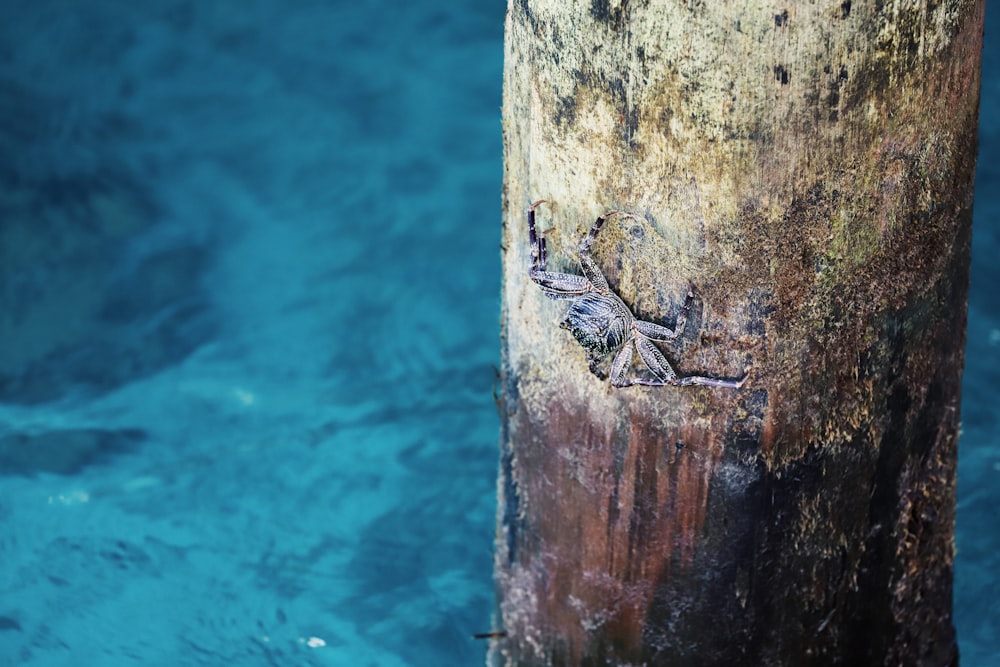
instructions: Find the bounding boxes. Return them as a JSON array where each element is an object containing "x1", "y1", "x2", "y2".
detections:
[{"x1": 494, "y1": 1, "x2": 982, "y2": 665}]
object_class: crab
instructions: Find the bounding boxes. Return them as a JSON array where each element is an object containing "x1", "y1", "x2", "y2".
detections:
[{"x1": 527, "y1": 200, "x2": 746, "y2": 388}]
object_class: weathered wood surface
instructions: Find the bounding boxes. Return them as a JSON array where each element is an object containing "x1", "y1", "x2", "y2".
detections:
[{"x1": 494, "y1": 1, "x2": 982, "y2": 665}]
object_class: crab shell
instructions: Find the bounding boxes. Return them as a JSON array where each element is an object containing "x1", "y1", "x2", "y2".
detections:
[{"x1": 559, "y1": 291, "x2": 631, "y2": 357}]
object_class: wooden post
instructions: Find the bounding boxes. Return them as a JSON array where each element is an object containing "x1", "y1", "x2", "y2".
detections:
[{"x1": 494, "y1": 1, "x2": 982, "y2": 665}]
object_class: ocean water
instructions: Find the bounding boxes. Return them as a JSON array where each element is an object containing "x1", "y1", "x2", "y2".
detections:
[{"x1": 0, "y1": 2, "x2": 994, "y2": 666}]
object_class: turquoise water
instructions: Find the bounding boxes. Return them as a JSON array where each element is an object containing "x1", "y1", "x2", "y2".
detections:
[
  {"x1": 0, "y1": 2, "x2": 995, "y2": 665},
  {"x1": 0, "y1": 2, "x2": 501, "y2": 665}
]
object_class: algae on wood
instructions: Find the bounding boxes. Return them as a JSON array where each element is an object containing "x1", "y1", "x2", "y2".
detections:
[{"x1": 494, "y1": 0, "x2": 982, "y2": 664}]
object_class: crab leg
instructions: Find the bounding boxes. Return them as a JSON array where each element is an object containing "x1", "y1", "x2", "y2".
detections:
[{"x1": 528, "y1": 201, "x2": 590, "y2": 298}]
